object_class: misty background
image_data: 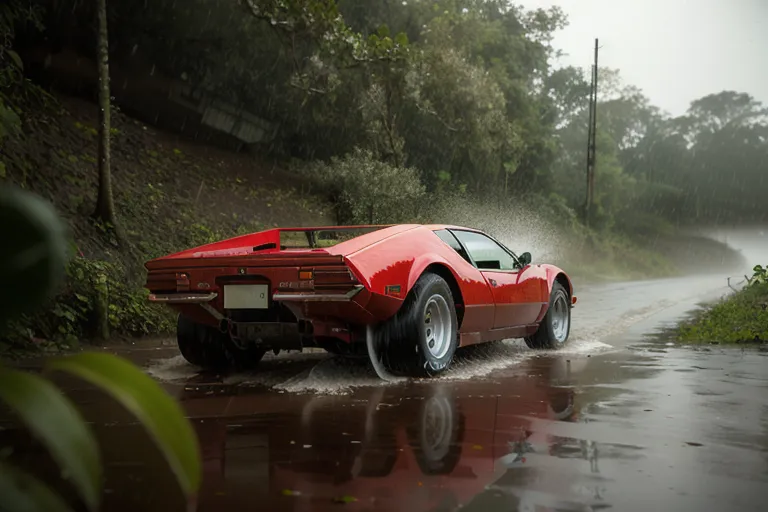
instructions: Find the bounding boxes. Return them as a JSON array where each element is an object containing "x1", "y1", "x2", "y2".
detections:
[{"x1": 520, "y1": 0, "x2": 768, "y2": 117}]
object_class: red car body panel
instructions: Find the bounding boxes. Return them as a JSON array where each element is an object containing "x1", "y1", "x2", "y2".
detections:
[{"x1": 144, "y1": 224, "x2": 574, "y2": 349}]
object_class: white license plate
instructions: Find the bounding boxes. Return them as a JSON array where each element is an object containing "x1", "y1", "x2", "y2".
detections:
[{"x1": 223, "y1": 284, "x2": 269, "y2": 309}]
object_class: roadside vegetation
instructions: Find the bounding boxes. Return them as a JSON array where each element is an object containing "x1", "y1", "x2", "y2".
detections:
[
  {"x1": 1, "y1": 0, "x2": 763, "y2": 355},
  {"x1": 0, "y1": 186, "x2": 200, "y2": 510},
  {"x1": 678, "y1": 266, "x2": 768, "y2": 345}
]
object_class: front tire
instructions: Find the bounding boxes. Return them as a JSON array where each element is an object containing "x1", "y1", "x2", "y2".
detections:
[
  {"x1": 376, "y1": 272, "x2": 459, "y2": 378},
  {"x1": 177, "y1": 314, "x2": 266, "y2": 371},
  {"x1": 525, "y1": 281, "x2": 571, "y2": 350}
]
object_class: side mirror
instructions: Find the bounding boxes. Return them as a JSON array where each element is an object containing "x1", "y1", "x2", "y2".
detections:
[{"x1": 519, "y1": 252, "x2": 532, "y2": 267}]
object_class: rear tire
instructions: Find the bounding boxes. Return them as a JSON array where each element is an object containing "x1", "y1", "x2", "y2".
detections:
[
  {"x1": 177, "y1": 314, "x2": 266, "y2": 371},
  {"x1": 525, "y1": 281, "x2": 571, "y2": 350},
  {"x1": 376, "y1": 272, "x2": 458, "y2": 378}
]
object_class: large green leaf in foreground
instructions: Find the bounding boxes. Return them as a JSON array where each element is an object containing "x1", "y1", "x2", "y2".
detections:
[
  {"x1": 0, "y1": 367, "x2": 100, "y2": 511},
  {"x1": 0, "y1": 460, "x2": 74, "y2": 512},
  {"x1": 0, "y1": 186, "x2": 69, "y2": 322},
  {"x1": 46, "y1": 353, "x2": 202, "y2": 496}
]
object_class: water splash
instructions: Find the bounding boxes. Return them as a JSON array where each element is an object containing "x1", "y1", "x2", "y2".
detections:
[{"x1": 430, "y1": 194, "x2": 567, "y2": 263}]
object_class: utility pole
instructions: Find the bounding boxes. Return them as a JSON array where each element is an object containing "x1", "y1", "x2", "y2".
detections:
[{"x1": 584, "y1": 38, "x2": 599, "y2": 227}]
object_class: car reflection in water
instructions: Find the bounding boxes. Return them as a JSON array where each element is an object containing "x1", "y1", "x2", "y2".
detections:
[{"x1": 186, "y1": 355, "x2": 603, "y2": 512}]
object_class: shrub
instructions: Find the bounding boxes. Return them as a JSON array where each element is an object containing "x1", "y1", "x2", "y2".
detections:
[
  {"x1": 750, "y1": 264, "x2": 767, "y2": 286},
  {"x1": 300, "y1": 147, "x2": 426, "y2": 224},
  {"x1": 3, "y1": 257, "x2": 174, "y2": 352},
  {"x1": 678, "y1": 270, "x2": 768, "y2": 344}
]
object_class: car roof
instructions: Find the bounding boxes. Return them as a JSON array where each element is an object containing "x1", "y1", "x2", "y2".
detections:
[
  {"x1": 276, "y1": 223, "x2": 480, "y2": 231},
  {"x1": 421, "y1": 224, "x2": 482, "y2": 232},
  {"x1": 273, "y1": 224, "x2": 485, "y2": 237}
]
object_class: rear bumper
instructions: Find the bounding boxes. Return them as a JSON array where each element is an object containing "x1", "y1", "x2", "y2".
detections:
[
  {"x1": 148, "y1": 292, "x2": 218, "y2": 304},
  {"x1": 272, "y1": 285, "x2": 364, "y2": 302},
  {"x1": 147, "y1": 285, "x2": 373, "y2": 331},
  {"x1": 148, "y1": 286, "x2": 364, "y2": 304}
]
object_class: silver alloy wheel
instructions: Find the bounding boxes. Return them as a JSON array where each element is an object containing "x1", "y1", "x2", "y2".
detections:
[
  {"x1": 424, "y1": 294, "x2": 452, "y2": 359},
  {"x1": 551, "y1": 293, "x2": 570, "y2": 343}
]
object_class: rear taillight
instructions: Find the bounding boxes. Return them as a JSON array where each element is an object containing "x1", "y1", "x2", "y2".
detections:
[
  {"x1": 313, "y1": 266, "x2": 358, "y2": 289},
  {"x1": 176, "y1": 272, "x2": 190, "y2": 291},
  {"x1": 145, "y1": 271, "x2": 178, "y2": 293}
]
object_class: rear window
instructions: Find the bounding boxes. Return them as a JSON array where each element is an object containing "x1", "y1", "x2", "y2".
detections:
[{"x1": 279, "y1": 227, "x2": 386, "y2": 249}]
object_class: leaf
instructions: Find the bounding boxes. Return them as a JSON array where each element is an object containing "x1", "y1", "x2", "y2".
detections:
[
  {"x1": 333, "y1": 495, "x2": 358, "y2": 503},
  {"x1": 0, "y1": 188, "x2": 70, "y2": 323},
  {"x1": 0, "y1": 367, "x2": 100, "y2": 511},
  {"x1": 0, "y1": 460, "x2": 75, "y2": 512},
  {"x1": 46, "y1": 353, "x2": 202, "y2": 497},
  {"x1": 6, "y1": 50, "x2": 23, "y2": 71}
]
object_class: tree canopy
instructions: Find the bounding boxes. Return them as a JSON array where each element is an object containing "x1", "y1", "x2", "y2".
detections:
[{"x1": 11, "y1": 0, "x2": 768, "y2": 227}]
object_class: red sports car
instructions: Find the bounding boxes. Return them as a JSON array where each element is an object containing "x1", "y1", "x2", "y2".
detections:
[{"x1": 144, "y1": 224, "x2": 576, "y2": 378}]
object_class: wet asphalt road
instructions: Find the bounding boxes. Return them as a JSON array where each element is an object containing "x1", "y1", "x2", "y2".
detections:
[{"x1": 4, "y1": 231, "x2": 768, "y2": 511}]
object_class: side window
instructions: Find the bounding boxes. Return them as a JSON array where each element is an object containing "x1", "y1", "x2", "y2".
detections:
[
  {"x1": 451, "y1": 230, "x2": 518, "y2": 271},
  {"x1": 433, "y1": 229, "x2": 473, "y2": 265}
]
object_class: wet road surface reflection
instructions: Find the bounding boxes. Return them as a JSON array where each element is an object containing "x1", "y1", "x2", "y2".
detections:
[
  {"x1": 4, "y1": 253, "x2": 768, "y2": 510},
  {"x1": 4, "y1": 345, "x2": 768, "y2": 511}
]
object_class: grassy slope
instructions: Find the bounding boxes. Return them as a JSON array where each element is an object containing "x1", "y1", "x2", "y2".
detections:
[
  {"x1": 3, "y1": 93, "x2": 332, "y2": 261},
  {"x1": 677, "y1": 282, "x2": 768, "y2": 344}
]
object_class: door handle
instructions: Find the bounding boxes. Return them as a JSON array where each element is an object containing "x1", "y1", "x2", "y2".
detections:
[{"x1": 489, "y1": 278, "x2": 498, "y2": 287}]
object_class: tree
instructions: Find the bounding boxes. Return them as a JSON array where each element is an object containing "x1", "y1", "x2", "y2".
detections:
[
  {"x1": 92, "y1": 0, "x2": 118, "y2": 236},
  {"x1": 684, "y1": 91, "x2": 768, "y2": 137}
]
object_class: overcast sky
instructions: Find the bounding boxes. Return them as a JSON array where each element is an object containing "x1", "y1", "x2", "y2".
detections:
[{"x1": 516, "y1": 0, "x2": 768, "y2": 117}]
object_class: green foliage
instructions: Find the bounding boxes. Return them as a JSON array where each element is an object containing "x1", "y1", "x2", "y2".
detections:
[
  {"x1": 561, "y1": 230, "x2": 675, "y2": 283},
  {"x1": 14, "y1": 0, "x2": 768, "y2": 232},
  {"x1": 301, "y1": 147, "x2": 425, "y2": 224},
  {"x1": 0, "y1": 366, "x2": 100, "y2": 510},
  {"x1": 240, "y1": 0, "x2": 409, "y2": 63},
  {"x1": 0, "y1": 187, "x2": 201, "y2": 510},
  {"x1": 748, "y1": 265, "x2": 767, "y2": 286},
  {"x1": 0, "y1": 353, "x2": 203, "y2": 511},
  {"x1": 0, "y1": 460, "x2": 73, "y2": 512},
  {"x1": 551, "y1": 67, "x2": 768, "y2": 228},
  {"x1": 48, "y1": 0, "x2": 566, "y2": 192},
  {"x1": 0, "y1": 1, "x2": 47, "y2": 180},
  {"x1": 0, "y1": 187, "x2": 70, "y2": 324},
  {"x1": 48, "y1": 353, "x2": 202, "y2": 496},
  {"x1": 1, "y1": 1, "x2": 43, "y2": 88},
  {"x1": 4, "y1": 256, "x2": 175, "y2": 349},
  {"x1": 677, "y1": 280, "x2": 768, "y2": 344},
  {"x1": 0, "y1": 97, "x2": 21, "y2": 140},
  {"x1": 69, "y1": 258, "x2": 174, "y2": 335}
]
